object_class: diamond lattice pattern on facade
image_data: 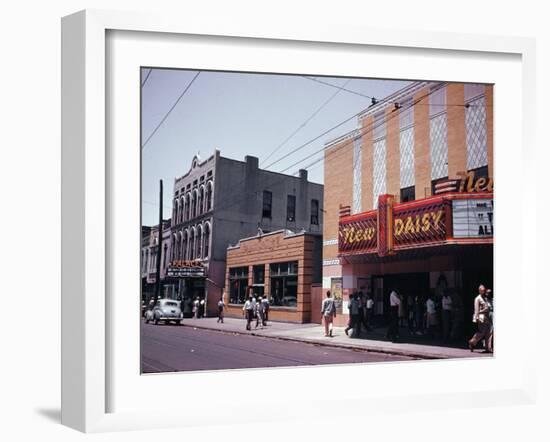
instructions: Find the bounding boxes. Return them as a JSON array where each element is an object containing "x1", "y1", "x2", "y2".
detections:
[
  {"x1": 430, "y1": 113, "x2": 448, "y2": 180},
  {"x1": 372, "y1": 138, "x2": 387, "y2": 209},
  {"x1": 400, "y1": 127, "x2": 415, "y2": 188},
  {"x1": 465, "y1": 96, "x2": 488, "y2": 170},
  {"x1": 352, "y1": 136, "x2": 362, "y2": 214}
]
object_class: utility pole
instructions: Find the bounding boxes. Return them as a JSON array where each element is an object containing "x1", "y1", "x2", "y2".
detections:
[{"x1": 154, "y1": 179, "x2": 163, "y2": 302}]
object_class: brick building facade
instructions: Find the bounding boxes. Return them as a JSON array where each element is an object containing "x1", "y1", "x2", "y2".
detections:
[
  {"x1": 224, "y1": 230, "x2": 322, "y2": 323},
  {"x1": 323, "y1": 81, "x2": 493, "y2": 332}
]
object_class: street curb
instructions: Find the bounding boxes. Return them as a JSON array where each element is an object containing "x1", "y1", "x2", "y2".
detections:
[{"x1": 181, "y1": 322, "x2": 453, "y2": 360}]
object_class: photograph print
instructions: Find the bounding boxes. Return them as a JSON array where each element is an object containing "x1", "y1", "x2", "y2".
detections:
[{"x1": 140, "y1": 68, "x2": 494, "y2": 374}]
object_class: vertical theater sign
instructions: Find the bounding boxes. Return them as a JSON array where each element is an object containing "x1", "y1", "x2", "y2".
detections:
[{"x1": 339, "y1": 174, "x2": 493, "y2": 258}]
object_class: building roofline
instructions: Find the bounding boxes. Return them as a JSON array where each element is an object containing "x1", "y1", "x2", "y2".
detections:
[{"x1": 227, "y1": 228, "x2": 322, "y2": 250}]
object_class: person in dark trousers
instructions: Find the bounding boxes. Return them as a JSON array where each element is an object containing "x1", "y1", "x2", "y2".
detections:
[
  {"x1": 261, "y1": 296, "x2": 270, "y2": 326},
  {"x1": 365, "y1": 294, "x2": 374, "y2": 331},
  {"x1": 198, "y1": 298, "x2": 205, "y2": 318},
  {"x1": 243, "y1": 295, "x2": 254, "y2": 331},
  {"x1": 358, "y1": 291, "x2": 369, "y2": 331},
  {"x1": 387, "y1": 289, "x2": 401, "y2": 342},
  {"x1": 414, "y1": 295, "x2": 425, "y2": 335},
  {"x1": 217, "y1": 298, "x2": 225, "y2": 323},
  {"x1": 441, "y1": 290, "x2": 453, "y2": 341},
  {"x1": 345, "y1": 292, "x2": 362, "y2": 338}
]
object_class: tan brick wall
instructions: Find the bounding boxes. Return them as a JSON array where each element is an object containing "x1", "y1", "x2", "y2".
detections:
[
  {"x1": 323, "y1": 136, "x2": 354, "y2": 262},
  {"x1": 446, "y1": 83, "x2": 467, "y2": 179},
  {"x1": 223, "y1": 232, "x2": 316, "y2": 323},
  {"x1": 414, "y1": 87, "x2": 431, "y2": 199},
  {"x1": 361, "y1": 116, "x2": 374, "y2": 211},
  {"x1": 385, "y1": 106, "x2": 400, "y2": 199},
  {"x1": 485, "y1": 85, "x2": 494, "y2": 178}
]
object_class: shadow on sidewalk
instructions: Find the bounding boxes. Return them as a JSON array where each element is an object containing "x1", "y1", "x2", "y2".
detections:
[{"x1": 349, "y1": 326, "x2": 471, "y2": 350}]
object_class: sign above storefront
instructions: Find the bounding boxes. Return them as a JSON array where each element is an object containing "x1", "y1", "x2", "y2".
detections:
[
  {"x1": 167, "y1": 260, "x2": 206, "y2": 278},
  {"x1": 452, "y1": 199, "x2": 494, "y2": 238},
  {"x1": 338, "y1": 193, "x2": 492, "y2": 258},
  {"x1": 338, "y1": 213, "x2": 377, "y2": 255}
]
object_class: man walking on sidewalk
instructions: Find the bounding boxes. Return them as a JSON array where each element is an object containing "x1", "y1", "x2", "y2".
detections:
[
  {"x1": 217, "y1": 297, "x2": 225, "y2": 323},
  {"x1": 255, "y1": 296, "x2": 265, "y2": 329},
  {"x1": 243, "y1": 295, "x2": 254, "y2": 331},
  {"x1": 387, "y1": 289, "x2": 401, "y2": 342},
  {"x1": 321, "y1": 290, "x2": 337, "y2": 337}
]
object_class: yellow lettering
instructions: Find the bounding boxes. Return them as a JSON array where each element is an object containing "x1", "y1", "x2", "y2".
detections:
[
  {"x1": 394, "y1": 219, "x2": 404, "y2": 236},
  {"x1": 404, "y1": 217, "x2": 415, "y2": 234},
  {"x1": 474, "y1": 177, "x2": 487, "y2": 192},
  {"x1": 422, "y1": 213, "x2": 430, "y2": 231},
  {"x1": 431, "y1": 210, "x2": 443, "y2": 228}
]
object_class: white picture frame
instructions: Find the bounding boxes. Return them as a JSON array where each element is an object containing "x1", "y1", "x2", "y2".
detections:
[{"x1": 61, "y1": 9, "x2": 537, "y2": 433}]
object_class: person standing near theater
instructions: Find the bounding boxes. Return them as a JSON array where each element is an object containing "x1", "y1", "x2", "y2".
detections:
[
  {"x1": 345, "y1": 293, "x2": 361, "y2": 338},
  {"x1": 468, "y1": 284, "x2": 493, "y2": 353},
  {"x1": 441, "y1": 290, "x2": 453, "y2": 342},
  {"x1": 321, "y1": 290, "x2": 337, "y2": 337},
  {"x1": 365, "y1": 294, "x2": 374, "y2": 331},
  {"x1": 425, "y1": 294, "x2": 438, "y2": 338},
  {"x1": 387, "y1": 289, "x2": 401, "y2": 342}
]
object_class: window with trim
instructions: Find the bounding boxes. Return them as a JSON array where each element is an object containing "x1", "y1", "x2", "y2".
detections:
[
  {"x1": 286, "y1": 195, "x2": 296, "y2": 222},
  {"x1": 252, "y1": 265, "x2": 265, "y2": 298},
  {"x1": 269, "y1": 261, "x2": 298, "y2": 308},
  {"x1": 229, "y1": 267, "x2": 249, "y2": 304},
  {"x1": 310, "y1": 199, "x2": 319, "y2": 225},
  {"x1": 262, "y1": 190, "x2": 272, "y2": 219},
  {"x1": 400, "y1": 186, "x2": 415, "y2": 203}
]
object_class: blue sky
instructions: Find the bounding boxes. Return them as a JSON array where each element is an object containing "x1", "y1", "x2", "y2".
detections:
[{"x1": 141, "y1": 68, "x2": 410, "y2": 226}]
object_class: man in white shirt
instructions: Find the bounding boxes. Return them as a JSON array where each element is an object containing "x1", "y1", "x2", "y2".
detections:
[
  {"x1": 243, "y1": 295, "x2": 254, "y2": 330},
  {"x1": 441, "y1": 291, "x2": 453, "y2": 341},
  {"x1": 365, "y1": 295, "x2": 374, "y2": 331},
  {"x1": 387, "y1": 290, "x2": 401, "y2": 342}
]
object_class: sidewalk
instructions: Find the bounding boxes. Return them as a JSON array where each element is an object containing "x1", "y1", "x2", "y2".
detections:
[{"x1": 181, "y1": 316, "x2": 490, "y2": 360}]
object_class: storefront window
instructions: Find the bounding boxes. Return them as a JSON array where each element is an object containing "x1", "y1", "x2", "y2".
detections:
[
  {"x1": 229, "y1": 267, "x2": 249, "y2": 304},
  {"x1": 252, "y1": 265, "x2": 265, "y2": 299},
  {"x1": 270, "y1": 261, "x2": 298, "y2": 307}
]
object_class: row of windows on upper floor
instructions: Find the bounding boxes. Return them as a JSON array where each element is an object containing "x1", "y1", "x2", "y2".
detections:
[
  {"x1": 141, "y1": 223, "x2": 212, "y2": 275},
  {"x1": 172, "y1": 181, "x2": 213, "y2": 225},
  {"x1": 174, "y1": 170, "x2": 213, "y2": 196},
  {"x1": 261, "y1": 190, "x2": 321, "y2": 225}
]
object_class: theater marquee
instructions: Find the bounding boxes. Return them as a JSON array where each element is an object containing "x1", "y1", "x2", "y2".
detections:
[{"x1": 338, "y1": 192, "x2": 493, "y2": 258}]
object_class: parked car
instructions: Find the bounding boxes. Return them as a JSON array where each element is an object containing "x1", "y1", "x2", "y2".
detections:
[{"x1": 144, "y1": 299, "x2": 183, "y2": 325}]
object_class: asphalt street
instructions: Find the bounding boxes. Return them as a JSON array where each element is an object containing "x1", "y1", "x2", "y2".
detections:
[{"x1": 141, "y1": 320, "x2": 414, "y2": 373}]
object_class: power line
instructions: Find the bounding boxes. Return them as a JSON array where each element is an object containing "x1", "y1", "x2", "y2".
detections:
[
  {"x1": 141, "y1": 71, "x2": 201, "y2": 150},
  {"x1": 303, "y1": 76, "x2": 374, "y2": 100},
  {"x1": 282, "y1": 82, "x2": 448, "y2": 176},
  {"x1": 260, "y1": 78, "x2": 353, "y2": 167},
  {"x1": 141, "y1": 68, "x2": 153, "y2": 88},
  {"x1": 306, "y1": 76, "x2": 488, "y2": 107},
  {"x1": 204, "y1": 83, "x2": 447, "y2": 216}
]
